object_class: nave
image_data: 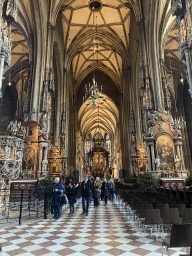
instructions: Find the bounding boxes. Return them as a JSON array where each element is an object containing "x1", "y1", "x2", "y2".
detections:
[{"x1": 0, "y1": 198, "x2": 186, "y2": 256}]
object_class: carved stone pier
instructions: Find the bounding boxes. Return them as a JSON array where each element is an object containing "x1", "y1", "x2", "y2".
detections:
[{"x1": 0, "y1": 136, "x2": 23, "y2": 215}]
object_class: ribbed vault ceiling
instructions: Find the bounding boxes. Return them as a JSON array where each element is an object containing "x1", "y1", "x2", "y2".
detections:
[
  {"x1": 61, "y1": 0, "x2": 131, "y2": 87},
  {"x1": 78, "y1": 94, "x2": 119, "y2": 138}
]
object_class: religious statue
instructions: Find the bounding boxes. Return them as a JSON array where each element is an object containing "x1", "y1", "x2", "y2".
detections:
[
  {"x1": 155, "y1": 156, "x2": 161, "y2": 171},
  {"x1": 175, "y1": 155, "x2": 181, "y2": 172}
]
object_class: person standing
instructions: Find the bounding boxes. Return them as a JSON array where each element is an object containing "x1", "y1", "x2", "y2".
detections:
[
  {"x1": 103, "y1": 178, "x2": 109, "y2": 205},
  {"x1": 67, "y1": 182, "x2": 77, "y2": 215},
  {"x1": 52, "y1": 177, "x2": 65, "y2": 220},
  {"x1": 61, "y1": 176, "x2": 66, "y2": 186},
  {"x1": 108, "y1": 178, "x2": 115, "y2": 201},
  {"x1": 90, "y1": 177, "x2": 94, "y2": 202},
  {"x1": 93, "y1": 185, "x2": 100, "y2": 207},
  {"x1": 95, "y1": 177, "x2": 102, "y2": 204},
  {"x1": 81, "y1": 175, "x2": 91, "y2": 216}
]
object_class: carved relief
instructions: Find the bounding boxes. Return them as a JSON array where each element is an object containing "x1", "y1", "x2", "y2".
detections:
[
  {"x1": 160, "y1": 58, "x2": 171, "y2": 110},
  {"x1": 39, "y1": 114, "x2": 47, "y2": 138},
  {"x1": 136, "y1": 141, "x2": 148, "y2": 173},
  {"x1": 0, "y1": 136, "x2": 24, "y2": 180},
  {"x1": 148, "y1": 108, "x2": 173, "y2": 138},
  {"x1": 48, "y1": 146, "x2": 62, "y2": 177}
]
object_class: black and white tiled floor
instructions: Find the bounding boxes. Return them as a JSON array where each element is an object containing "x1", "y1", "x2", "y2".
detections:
[{"x1": 0, "y1": 198, "x2": 188, "y2": 255}]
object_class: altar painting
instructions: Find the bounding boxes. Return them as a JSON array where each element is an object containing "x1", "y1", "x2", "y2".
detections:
[
  {"x1": 156, "y1": 135, "x2": 174, "y2": 168},
  {"x1": 22, "y1": 147, "x2": 35, "y2": 172}
]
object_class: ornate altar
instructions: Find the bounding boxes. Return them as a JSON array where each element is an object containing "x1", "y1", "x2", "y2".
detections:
[
  {"x1": 145, "y1": 108, "x2": 187, "y2": 179},
  {"x1": 85, "y1": 132, "x2": 110, "y2": 178},
  {"x1": 48, "y1": 146, "x2": 63, "y2": 178},
  {"x1": 130, "y1": 133, "x2": 148, "y2": 175},
  {"x1": 21, "y1": 121, "x2": 49, "y2": 180}
]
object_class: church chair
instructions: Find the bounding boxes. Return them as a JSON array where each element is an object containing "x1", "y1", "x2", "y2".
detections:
[
  {"x1": 156, "y1": 203, "x2": 169, "y2": 218},
  {"x1": 161, "y1": 208, "x2": 183, "y2": 233},
  {"x1": 142, "y1": 209, "x2": 164, "y2": 239},
  {"x1": 162, "y1": 223, "x2": 192, "y2": 256},
  {"x1": 177, "y1": 204, "x2": 186, "y2": 218},
  {"x1": 183, "y1": 208, "x2": 192, "y2": 224}
]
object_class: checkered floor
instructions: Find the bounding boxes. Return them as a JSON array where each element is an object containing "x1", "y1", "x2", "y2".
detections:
[{"x1": 0, "y1": 198, "x2": 188, "y2": 256}]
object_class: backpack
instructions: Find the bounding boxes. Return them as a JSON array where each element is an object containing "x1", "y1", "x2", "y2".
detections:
[{"x1": 109, "y1": 182, "x2": 114, "y2": 189}]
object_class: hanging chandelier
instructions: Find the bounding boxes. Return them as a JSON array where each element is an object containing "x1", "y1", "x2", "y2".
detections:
[{"x1": 83, "y1": 3, "x2": 106, "y2": 107}]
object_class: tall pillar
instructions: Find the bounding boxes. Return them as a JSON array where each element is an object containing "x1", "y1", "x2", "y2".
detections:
[
  {"x1": 0, "y1": 54, "x2": 5, "y2": 98},
  {"x1": 183, "y1": 46, "x2": 192, "y2": 95},
  {"x1": 171, "y1": 0, "x2": 192, "y2": 96}
]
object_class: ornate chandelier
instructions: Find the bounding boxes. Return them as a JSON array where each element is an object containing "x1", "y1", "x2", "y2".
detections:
[{"x1": 83, "y1": 4, "x2": 105, "y2": 107}]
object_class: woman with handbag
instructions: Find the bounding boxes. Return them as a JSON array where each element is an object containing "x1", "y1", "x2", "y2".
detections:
[
  {"x1": 67, "y1": 182, "x2": 77, "y2": 215},
  {"x1": 52, "y1": 177, "x2": 65, "y2": 220}
]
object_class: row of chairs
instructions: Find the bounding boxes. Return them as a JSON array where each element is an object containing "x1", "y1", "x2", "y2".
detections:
[{"x1": 114, "y1": 192, "x2": 192, "y2": 256}]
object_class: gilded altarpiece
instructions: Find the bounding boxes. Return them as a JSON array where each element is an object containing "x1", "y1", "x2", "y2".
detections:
[{"x1": 146, "y1": 109, "x2": 187, "y2": 178}]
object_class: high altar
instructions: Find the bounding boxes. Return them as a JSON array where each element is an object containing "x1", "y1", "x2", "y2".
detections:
[{"x1": 85, "y1": 132, "x2": 112, "y2": 178}]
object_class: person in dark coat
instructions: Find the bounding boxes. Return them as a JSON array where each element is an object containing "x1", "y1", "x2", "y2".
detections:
[
  {"x1": 93, "y1": 185, "x2": 100, "y2": 207},
  {"x1": 108, "y1": 178, "x2": 115, "y2": 201},
  {"x1": 103, "y1": 178, "x2": 109, "y2": 205},
  {"x1": 67, "y1": 182, "x2": 77, "y2": 214},
  {"x1": 52, "y1": 177, "x2": 65, "y2": 220},
  {"x1": 81, "y1": 175, "x2": 91, "y2": 216},
  {"x1": 90, "y1": 177, "x2": 94, "y2": 202}
]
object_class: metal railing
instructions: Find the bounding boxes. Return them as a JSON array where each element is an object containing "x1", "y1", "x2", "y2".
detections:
[{"x1": 0, "y1": 186, "x2": 53, "y2": 225}]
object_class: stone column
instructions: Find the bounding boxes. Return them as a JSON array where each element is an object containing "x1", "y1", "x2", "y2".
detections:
[
  {"x1": 183, "y1": 46, "x2": 192, "y2": 95},
  {"x1": 38, "y1": 146, "x2": 43, "y2": 176},
  {"x1": 0, "y1": 54, "x2": 5, "y2": 98}
]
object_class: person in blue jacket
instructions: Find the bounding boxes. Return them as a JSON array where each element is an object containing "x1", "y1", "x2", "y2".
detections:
[{"x1": 52, "y1": 177, "x2": 65, "y2": 220}]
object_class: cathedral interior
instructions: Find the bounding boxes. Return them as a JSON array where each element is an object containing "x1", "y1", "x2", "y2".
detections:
[{"x1": 0, "y1": 0, "x2": 192, "y2": 185}]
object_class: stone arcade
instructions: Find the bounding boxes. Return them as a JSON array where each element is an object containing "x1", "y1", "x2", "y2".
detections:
[{"x1": 0, "y1": 0, "x2": 192, "y2": 183}]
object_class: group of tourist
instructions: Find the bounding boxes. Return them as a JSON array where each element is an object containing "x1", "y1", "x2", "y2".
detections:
[{"x1": 51, "y1": 175, "x2": 115, "y2": 219}]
